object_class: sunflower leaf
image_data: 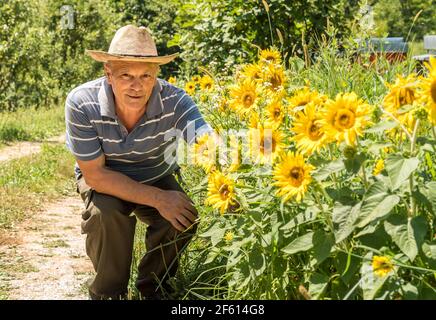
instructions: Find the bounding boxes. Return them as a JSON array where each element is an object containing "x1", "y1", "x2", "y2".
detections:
[
  {"x1": 313, "y1": 159, "x2": 345, "y2": 181},
  {"x1": 384, "y1": 215, "x2": 427, "y2": 261},
  {"x1": 385, "y1": 154, "x2": 420, "y2": 191},
  {"x1": 281, "y1": 231, "x2": 314, "y2": 254}
]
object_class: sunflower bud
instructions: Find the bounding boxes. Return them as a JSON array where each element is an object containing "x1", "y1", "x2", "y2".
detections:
[
  {"x1": 343, "y1": 145, "x2": 357, "y2": 159},
  {"x1": 413, "y1": 107, "x2": 428, "y2": 121}
]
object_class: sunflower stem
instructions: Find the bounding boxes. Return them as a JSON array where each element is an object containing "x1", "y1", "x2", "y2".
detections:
[
  {"x1": 380, "y1": 107, "x2": 413, "y2": 142},
  {"x1": 409, "y1": 119, "x2": 420, "y2": 217}
]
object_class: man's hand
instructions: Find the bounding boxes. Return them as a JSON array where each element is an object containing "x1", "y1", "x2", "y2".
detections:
[{"x1": 154, "y1": 190, "x2": 198, "y2": 232}]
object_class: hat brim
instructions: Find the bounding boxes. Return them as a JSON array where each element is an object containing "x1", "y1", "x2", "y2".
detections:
[{"x1": 85, "y1": 50, "x2": 179, "y2": 65}]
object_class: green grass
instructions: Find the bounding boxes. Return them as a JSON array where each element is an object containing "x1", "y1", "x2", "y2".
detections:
[
  {"x1": 0, "y1": 144, "x2": 76, "y2": 230},
  {"x1": 0, "y1": 105, "x2": 65, "y2": 148}
]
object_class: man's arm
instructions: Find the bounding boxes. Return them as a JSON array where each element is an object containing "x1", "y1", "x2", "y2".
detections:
[{"x1": 77, "y1": 154, "x2": 197, "y2": 232}]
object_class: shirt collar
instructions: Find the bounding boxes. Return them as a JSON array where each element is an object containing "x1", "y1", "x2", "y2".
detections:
[{"x1": 98, "y1": 77, "x2": 164, "y2": 119}]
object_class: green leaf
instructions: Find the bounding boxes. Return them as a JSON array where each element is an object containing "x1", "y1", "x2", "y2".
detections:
[
  {"x1": 312, "y1": 231, "x2": 335, "y2": 265},
  {"x1": 333, "y1": 202, "x2": 361, "y2": 243},
  {"x1": 282, "y1": 231, "x2": 314, "y2": 255},
  {"x1": 280, "y1": 209, "x2": 318, "y2": 231},
  {"x1": 402, "y1": 282, "x2": 419, "y2": 300},
  {"x1": 384, "y1": 215, "x2": 427, "y2": 261},
  {"x1": 313, "y1": 159, "x2": 345, "y2": 181},
  {"x1": 385, "y1": 154, "x2": 419, "y2": 190},
  {"x1": 344, "y1": 153, "x2": 367, "y2": 175},
  {"x1": 356, "y1": 194, "x2": 399, "y2": 229},
  {"x1": 424, "y1": 181, "x2": 436, "y2": 215},
  {"x1": 360, "y1": 252, "x2": 389, "y2": 300},
  {"x1": 200, "y1": 223, "x2": 226, "y2": 246},
  {"x1": 308, "y1": 273, "x2": 330, "y2": 300},
  {"x1": 365, "y1": 120, "x2": 397, "y2": 134},
  {"x1": 249, "y1": 247, "x2": 266, "y2": 277}
]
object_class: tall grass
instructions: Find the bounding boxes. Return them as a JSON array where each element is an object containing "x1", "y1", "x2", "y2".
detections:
[
  {"x1": 0, "y1": 105, "x2": 65, "y2": 147},
  {"x1": 0, "y1": 144, "x2": 75, "y2": 230}
]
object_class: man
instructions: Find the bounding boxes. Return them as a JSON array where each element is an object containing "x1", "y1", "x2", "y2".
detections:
[{"x1": 65, "y1": 25, "x2": 213, "y2": 300}]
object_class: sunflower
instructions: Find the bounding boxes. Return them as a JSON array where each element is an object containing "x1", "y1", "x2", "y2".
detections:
[
  {"x1": 372, "y1": 255, "x2": 394, "y2": 277},
  {"x1": 419, "y1": 56, "x2": 436, "y2": 124},
  {"x1": 291, "y1": 102, "x2": 327, "y2": 155},
  {"x1": 206, "y1": 171, "x2": 237, "y2": 214},
  {"x1": 229, "y1": 79, "x2": 259, "y2": 117},
  {"x1": 192, "y1": 134, "x2": 217, "y2": 173},
  {"x1": 273, "y1": 152, "x2": 314, "y2": 202},
  {"x1": 185, "y1": 81, "x2": 196, "y2": 95},
  {"x1": 373, "y1": 159, "x2": 385, "y2": 176},
  {"x1": 383, "y1": 74, "x2": 420, "y2": 130},
  {"x1": 167, "y1": 76, "x2": 176, "y2": 85},
  {"x1": 266, "y1": 98, "x2": 285, "y2": 128},
  {"x1": 192, "y1": 75, "x2": 201, "y2": 83},
  {"x1": 200, "y1": 75, "x2": 214, "y2": 91},
  {"x1": 240, "y1": 63, "x2": 263, "y2": 82},
  {"x1": 288, "y1": 87, "x2": 326, "y2": 112},
  {"x1": 249, "y1": 125, "x2": 285, "y2": 165},
  {"x1": 261, "y1": 63, "x2": 286, "y2": 94},
  {"x1": 321, "y1": 92, "x2": 372, "y2": 146},
  {"x1": 249, "y1": 112, "x2": 260, "y2": 129},
  {"x1": 259, "y1": 48, "x2": 282, "y2": 65},
  {"x1": 224, "y1": 231, "x2": 234, "y2": 242}
]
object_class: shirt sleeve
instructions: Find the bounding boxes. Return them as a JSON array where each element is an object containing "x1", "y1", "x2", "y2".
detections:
[
  {"x1": 64, "y1": 94, "x2": 103, "y2": 161},
  {"x1": 173, "y1": 89, "x2": 214, "y2": 145}
]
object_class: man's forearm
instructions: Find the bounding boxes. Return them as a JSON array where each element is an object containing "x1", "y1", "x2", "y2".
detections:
[{"x1": 87, "y1": 168, "x2": 163, "y2": 208}]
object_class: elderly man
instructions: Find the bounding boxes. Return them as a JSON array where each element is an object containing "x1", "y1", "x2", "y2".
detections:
[{"x1": 65, "y1": 25, "x2": 213, "y2": 300}]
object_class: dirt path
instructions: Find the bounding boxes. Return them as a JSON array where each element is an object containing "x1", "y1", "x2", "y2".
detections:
[
  {"x1": 0, "y1": 134, "x2": 94, "y2": 300},
  {"x1": 0, "y1": 197, "x2": 93, "y2": 300},
  {"x1": 0, "y1": 134, "x2": 65, "y2": 163}
]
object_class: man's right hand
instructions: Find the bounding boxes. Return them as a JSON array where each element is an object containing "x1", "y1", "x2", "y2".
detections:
[{"x1": 154, "y1": 190, "x2": 198, "y2": 232}]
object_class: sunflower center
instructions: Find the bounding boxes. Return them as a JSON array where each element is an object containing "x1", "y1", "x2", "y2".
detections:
[
  {"x1": 296, "y1": 100, "x2": 309, "y2": 107},
  {"x1": 306, "y1": 120, "x2": 323, "y2": 141},
  {"x1": 266, "y1": 55, "x2": 276, "y2": 62},
  {"x1": 219, "y1": 184, "x2": 230, "y2": 200},
  {"x1": 398, "y1": 87, "x2": 415, "y2": 106},
  {"x1": 242, "y1": 93, "x2": 255, "y2": 108},
  {"x1": 270, "y1": 74, "x2": 282, "y2": 89},
  {"x1": 334, "y1": 109, "x2": 356, "y2": 130},
  {"x1": 274, "y1": 108, "x2": 281, "y2": 118},
  {"x1": 288, "y1": 166, "x2": 304, "y2": 187},
  {"x1": 431, "y1": 80, "x2": 436, "y2": 103}
]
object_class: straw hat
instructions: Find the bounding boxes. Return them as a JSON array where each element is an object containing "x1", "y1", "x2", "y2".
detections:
[{"x1": 86, "y1": 25, "x2": 178, "y2": 65}]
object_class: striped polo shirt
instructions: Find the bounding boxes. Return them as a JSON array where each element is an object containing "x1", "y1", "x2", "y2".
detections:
[{"x1": 65, "y1": 76, "x2": 213, "y2": 184}]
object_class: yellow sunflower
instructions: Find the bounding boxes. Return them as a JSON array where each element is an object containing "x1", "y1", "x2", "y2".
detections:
[
  {"x1": 192, "y1": 75, "x2": 201, "y2": 83},
  {"x1": 224, "y1": 231, "x2": 234, "y2": 242},
  {"x1": 167, "y1": 76, "x2": 176, "y2": 85},
  {"x1": 261, "y1": 63, "x2": 287, "y2": 94},
  {"x1": 185, "y1": 81, "x2": 196, "y2": 95},
  {"x1": 419, "y1": 56, "x2": 436, "y2": 124},
  {"x1": 249, "y1": 125, "x2": 285, "y2": 165},
  {"x1": 200, "y1": 75, "x2": 214, "y2": 91},
  {"x1": 288, "y1": 87, "x2": 326, "y2": 112},
  {"x1": 206, "y1": 171, "x2": 237, "y2": 214},
  {"x1": 266, "y1": 98, "x2": 285, "y2": 128},
  {"x1": 240, "y1": 63, "x2": 263, "y2": 82},
  {"x1": 372, "y1": 255, "x2": 394, "y2": 277},
  {"x1": 321, "y1": 92, "x2": 372, "y2": 146},
  {"x1": 229, "y1": 79, "x2": 259, "y2": 117},
  {"x1": 383, "y1": 74, "x2": 421, "y2": 135},
  {"x1": 249, "y1": 112, "x2": 260, "y2": 129},
  {"x1": 273, "y1": 152, "x2": 314, "y2": 202},
  {"x1": 373, "y1": 159, "x2": 385, "y2": 175},
  {"x1": 259, "y1": 47, "x2": 282, "y2": 65},
  {"x1": 291, "y1": 102, "x2": 327, "y2": 155},
  {"x1": 192, "y1": 134, "x2": 217, "y2": 173}
]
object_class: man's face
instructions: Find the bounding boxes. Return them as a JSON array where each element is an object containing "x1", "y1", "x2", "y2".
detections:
[{"x1": 104, "y1": 61, "x2": 158, "y2": 111}]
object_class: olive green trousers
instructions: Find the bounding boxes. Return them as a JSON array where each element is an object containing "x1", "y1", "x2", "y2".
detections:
[{"x1": 76, "y1": 172, "x2": 197, "y2": 300}]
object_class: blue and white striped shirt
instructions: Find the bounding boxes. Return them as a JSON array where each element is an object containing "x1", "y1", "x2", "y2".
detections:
[{"x1": 65, "y1": 76, "x2": 212, "y2": 184}]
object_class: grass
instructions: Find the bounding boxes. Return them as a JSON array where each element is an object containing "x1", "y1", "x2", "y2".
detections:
[
  {"x1": 0, "y1": 143, "x2": 76, "y2": 230},
  {"x1": 0, "y1": 105, "x2": 65, "y2": 148}
]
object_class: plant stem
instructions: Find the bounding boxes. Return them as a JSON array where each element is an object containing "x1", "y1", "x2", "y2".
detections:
[{"x1": 409, "y1": 119, "x2": 420, "y2": 217}]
